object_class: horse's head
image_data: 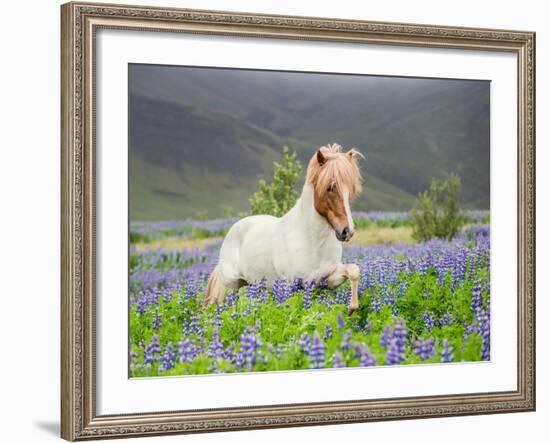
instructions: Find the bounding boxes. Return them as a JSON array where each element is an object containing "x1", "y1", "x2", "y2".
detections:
[{"x1": 306, "y1": 144, "x2": 363, "y2": 242}]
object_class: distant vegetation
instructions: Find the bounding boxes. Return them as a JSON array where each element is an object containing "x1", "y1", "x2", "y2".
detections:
[
  {"x1": 249, "y1": 147, "x2": 302, "y2": 217},
  {"x1": 411, "y1": 174, "x2": 464, "y2": 241}
]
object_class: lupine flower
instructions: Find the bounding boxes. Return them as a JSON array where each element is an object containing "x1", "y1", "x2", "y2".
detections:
[
  {"x1": 358, "y1": 345, "x2": 376, "y2": 366},
  {"x1": 337, "y1": 312, "x2": 345, "y2": 330},
  {"x1": 471, "y1": 280, "x2": 482, "y2": 312},
  {"x1": 302, "y1": 282, "x2": 314, "y2": 309},
  {"x1": 323, "y1": 324, "x2": 333, "y2": 341},
  {"x1": 298, "y1": 332, "x2": 311, "y2": 356},
  {"x1": 209, "y1": 328, "x2": 223, "y2": 360},
  {"x1": 310, "y1": 331, "x2": 325, "y2": 369},
  {"x1": 332, "y1": 351, "x2": 346, "y2": 368},
  {"x1": 441, "y1": 339, "x2": 454, "y2": 363},
  {"x1": 144, "y1": 334, "x2": 161, "y2": 365},
  {"x1": 183, "y1": 315, "x2": 202, "y2": 336},
  {"x1": 385, "y1": 339, "x2": 402, "y2": 365},
  {"x1": 477, "y1": 309, "x2": 491, "y2": 361},
  {"x1": 341, "y1": 329, "x2": 352, "y2": 351},
  {"x1": 129, "y1": 349, "x2": 139, "y2": 374},
  {"x1": 393, "y1": 319, "x2": 407, "y2": 357},
  {"x1": 239, "y1": 328, "x2": 261, "y2": 370},
  {"x1": 178, "y1": 338, "x2": 199, "y2": 363},
  {"x1": 291, "y1": 278, "x2": 303, "y2": 293},
  {"x1": 440, "y1": 312, "x2": 453, "y2": 326},
  {"x1": 152, "y1": 311, "x2": 162, "y2": 330},
  {"x1": 422, "y1": 312, "x2": 436, "y2": 330},
  {"x1": 272, "y1": 279, "x2": 293, "y2": 304},
  {"x1": 414, "y1": 337, "x2": 435, "y2": 361},
  {"x1": 380, "y1": 325, "x2": 393, "y2": 348},
  {"x1": 159, "y1": 341, "x2": 176, "y2": 371}
]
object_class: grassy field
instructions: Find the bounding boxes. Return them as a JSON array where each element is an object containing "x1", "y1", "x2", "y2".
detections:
[{"x1": 128, "y1": 212, "x2": 490, "y2": 376}]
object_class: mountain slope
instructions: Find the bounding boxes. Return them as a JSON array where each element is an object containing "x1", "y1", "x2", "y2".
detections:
[{"x1": 129, "y1": 65, "x2": 490, "y2": 220}]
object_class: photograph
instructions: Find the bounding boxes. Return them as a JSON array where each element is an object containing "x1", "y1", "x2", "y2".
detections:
[
  {"x1": 128, "y1": 64, "x2": 491, "y2": 377},
  {"x1": 56, "y1": 2, "x2": 536, "y2": 440}
]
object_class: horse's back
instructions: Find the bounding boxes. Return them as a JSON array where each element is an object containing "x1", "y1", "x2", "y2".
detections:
[{"x1": 218, "y1": 214, "x2": 279, "y2": 284}]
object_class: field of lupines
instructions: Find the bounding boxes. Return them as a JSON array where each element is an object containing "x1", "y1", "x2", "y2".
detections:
[{"x1": 129, "y1": 212, "x2": 490, "y2": 377}]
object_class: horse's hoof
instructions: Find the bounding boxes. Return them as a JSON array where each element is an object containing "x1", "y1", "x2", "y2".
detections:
[{"x1": 348, "y1": 304, "x2": 359, "y2": 314}]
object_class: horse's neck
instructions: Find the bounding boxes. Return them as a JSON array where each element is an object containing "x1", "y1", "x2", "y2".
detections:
[{"x1": 288, "y1": 184, "x2": 333, "y2": 240}]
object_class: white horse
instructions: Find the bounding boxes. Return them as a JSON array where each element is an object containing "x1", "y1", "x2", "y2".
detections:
[{"x1": 204, "y1": 143, "x2": 363, "y2": 312}]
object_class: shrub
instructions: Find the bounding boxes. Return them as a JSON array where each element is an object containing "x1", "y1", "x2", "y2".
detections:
[
  {"x1": 411, "y1": 173, "x2": 464, "y2": 241},
  {"x1": 249, "y1": 146, "x2": 302, "y2": 217}
]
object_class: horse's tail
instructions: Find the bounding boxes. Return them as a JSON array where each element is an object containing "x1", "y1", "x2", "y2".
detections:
[{"x1": 203, "y1": 265, "x2": 226, "y2": 307}]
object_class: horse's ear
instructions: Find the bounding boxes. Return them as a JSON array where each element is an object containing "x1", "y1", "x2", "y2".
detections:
[
  {"x1": 347, "y1": 148, "x2": 364, "y2": 162},
  {"x1": 317, "y1": 149, "x2": 326, "y2": 166}
]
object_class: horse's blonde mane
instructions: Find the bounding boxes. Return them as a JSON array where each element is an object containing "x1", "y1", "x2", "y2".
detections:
[{"x1": 306, "y1": 143, "x2": 363, "y2": 199}]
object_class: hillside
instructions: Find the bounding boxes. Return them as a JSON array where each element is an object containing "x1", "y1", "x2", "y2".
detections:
[{"x1": 129, "y1": 64, "x2": 490, "y2": 220}]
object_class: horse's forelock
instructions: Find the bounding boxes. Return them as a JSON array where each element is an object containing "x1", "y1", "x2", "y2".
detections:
[{"x1": 306, "y1": 144, "x2": 363, "y2": 199}]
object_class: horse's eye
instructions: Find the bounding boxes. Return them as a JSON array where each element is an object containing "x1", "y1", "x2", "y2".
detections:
[{"x1": 327, "y1": 185, "x2": 334, "y2": 193}]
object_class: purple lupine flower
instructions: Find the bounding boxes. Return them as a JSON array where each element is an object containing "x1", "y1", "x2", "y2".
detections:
[
  {"x1": 224, "y1": 290, "x2": 239, "y2": 308},
  {"x1": 290, "y1": 278, "x2": 303, "y2": 293},
  {"x1": 239, "y1": 328, "x2": 261, "y2": 370},
  {"x1": 152, "y1": 311, "x2": 162, "y2": 330},
  {"x1": 477, "y1": 309, "x2": 490, "y2": 361},
  {"x1": 422, "y1": 312, "x2": 436, "y2": 330},
  {"x1": 414, "y1": 337, "x2": 435, "y2": 361},
  {"x1": 298, "y1": 332, "x2": 311, "y2": 356},
  {"x1": 247, "y1": 281, "x2": 261, "y2": 300},
  {"x1": 183, "y1": 315, "x2": 202, "y2": 336},
  {"x1": 272, "y1": 279, "x2": 293, "y2": 304},
  {"x1": 159, "y1": 341, "x2": 176, "y2": 371},
  {"x1": 144, "y1": 334, "x2": 161, "y2": 365},
  {"x1": 332, "y1": 351, "x2": 346, "y2": 368},
  {"x1": 337, "y1": 312, "x2": 345, "y2": 330},
  {"x1": 441, "y1": 339, "x2": 454, "y2": 363},
  {"x1": 358, "y1": 344, "x2": 376, "y2": 367},
  {"x1": 341, "y1": 329, "x2": 352, "y2": 351},
  {"x1": 385, "y1": 339, "x2": 402, "y2": 365},
  {"x1": 129, "y1": 349, "x2": 139, "y2": 374},
  {"x1": 222, "y1": 342, "x2": 237, "y2": 363},
  {"x1": 302, "y1": 281, "x2": 314, "y2": 309},
  {"x1": 471, "y1": 279, "x2": 482, "y2": 312},
  {"x1": 335, "y1": 287, "x2": 351, "y2": 306},
  {"x1": 379, "y1": 325, "x2": 393, "y2": 348},
  {"x1": 178, "y1": 338, "x2": 199, "y2": 363},
  {"x1": 209, "y1": 327, "x2": 223, "y2": 360},
  {"x1": 440, "y1": 312, "x2": 454, "y2": 326},
  {"x1": 310, "y1": 331, "x2": 325, "y2": 369},
  {"x1": 397, "y1": 283, "x2": 408, "y2": 297},
  {"x1": 393, "y1": 319, "x2": 407, "y2": 358},
  {"x1": 323, "y1": 324, "x2": 333, "y2": 341},
  {"x1": 371, "y1": 298, "x2": 381, "y2": 313}
]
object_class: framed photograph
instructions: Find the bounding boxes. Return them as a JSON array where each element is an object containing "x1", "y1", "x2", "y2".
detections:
[{"x1": 61, "y1": 1, "x2": 536, "y2": 440}]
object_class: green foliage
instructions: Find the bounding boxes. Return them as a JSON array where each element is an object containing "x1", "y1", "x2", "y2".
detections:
[
  {"x1": 411, "y1": 173, "x2": 464, "y2": 241},
  {"x1": 249, "y1": 147, "x2": 302, "y2": 217}
]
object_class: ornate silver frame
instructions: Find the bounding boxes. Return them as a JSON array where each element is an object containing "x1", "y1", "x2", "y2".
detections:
[{"x1": 61, "y1": 2, "x2": 536, "y2": 440}]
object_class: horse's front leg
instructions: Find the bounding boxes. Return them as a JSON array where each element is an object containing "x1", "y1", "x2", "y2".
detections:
[{"x1": 326, "y1": 263, "x2": 360, "y2": 313}]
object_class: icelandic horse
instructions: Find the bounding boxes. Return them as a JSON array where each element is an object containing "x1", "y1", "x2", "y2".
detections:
[{"x1": 204, "y1": 143, "x2": 363, "y2": 312}]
